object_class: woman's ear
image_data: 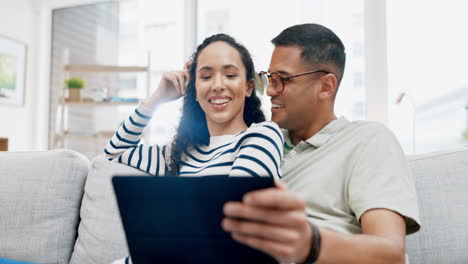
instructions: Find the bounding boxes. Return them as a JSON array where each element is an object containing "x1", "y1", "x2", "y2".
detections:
[{"x1": 246, "y1": 80, "x2": 254, "y2": 97}]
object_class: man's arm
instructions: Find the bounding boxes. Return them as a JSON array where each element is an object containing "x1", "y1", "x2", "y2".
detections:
[
  {"x1": 318, "y1": 209, "x2": 406, "y2": 264},
  {"x1": 222, "y1": 182, "x2": 407, "y2": 264}
]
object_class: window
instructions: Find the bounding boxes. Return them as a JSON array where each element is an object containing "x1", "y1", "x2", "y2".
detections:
[
  {"x1": 198, "y1": 0, "x2": 366, "y2": 121},
  {"x1": 49, "y1": 1, "x2": 185, "y2": 158},
  {"x1": 118, "y1": 0, "x2": 185, "y2": 145},
  {"x1": 387, "y1": 0, "x2": 468, "y2": 153}
]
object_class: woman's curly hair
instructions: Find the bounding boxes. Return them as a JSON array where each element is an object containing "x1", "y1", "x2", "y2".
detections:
[{"x1": 169, "y1": 34, "x2": 265, "y2": 173}]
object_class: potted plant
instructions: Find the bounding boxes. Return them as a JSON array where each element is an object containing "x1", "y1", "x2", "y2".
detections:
[{"x1": 65, "y1": 77, "x2": 85, "y2": 102}]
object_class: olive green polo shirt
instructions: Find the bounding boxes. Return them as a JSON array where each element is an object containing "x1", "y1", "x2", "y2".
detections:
[{"x1": 281, "y1": 117, "x2": 421, "y2": 235}]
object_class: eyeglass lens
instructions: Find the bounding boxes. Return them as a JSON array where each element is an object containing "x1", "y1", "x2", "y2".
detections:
[{"x1": 260, "y1": 73, "x2": 282, "y2": 92}]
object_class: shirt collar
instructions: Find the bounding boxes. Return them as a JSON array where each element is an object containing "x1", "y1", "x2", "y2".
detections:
[{"x1": 283, "y1": 117, "x2": 350, "y2": 149}]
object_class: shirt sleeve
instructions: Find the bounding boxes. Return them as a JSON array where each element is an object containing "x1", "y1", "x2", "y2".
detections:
[
  {"x1": 347, "y1": 123, "x2": 421, "y2": 234},
  {"x1": 229, "y1": 121, "x2": 284, "y2": 179},
  {"x1": 104, "y1": 103, "x2": 170, "y2": 176}
]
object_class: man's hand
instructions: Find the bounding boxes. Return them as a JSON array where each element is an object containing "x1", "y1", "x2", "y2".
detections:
[
  {"x1": 222, "y1": 181, "x2": 313, "y2": 263},
  {"x1": 222, "y1": 181, "x2": 407, "y2": 264}
]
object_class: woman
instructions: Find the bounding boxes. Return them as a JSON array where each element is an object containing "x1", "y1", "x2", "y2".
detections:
[
  {"x1": 107, "y1": 34, "x2": 283, "y2": 264},
  {"x1": 105, "y1": 34, "x2": 283, "y2": 179}
]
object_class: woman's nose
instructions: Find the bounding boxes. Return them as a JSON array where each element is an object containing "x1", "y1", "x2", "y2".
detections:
[{"x1": 212, "y1": 74, "x2": 225, "y2": 91}]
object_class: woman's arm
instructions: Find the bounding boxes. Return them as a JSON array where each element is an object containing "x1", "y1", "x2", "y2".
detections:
[
  {"x1": 104, "y1": 104, "x2": 169, "y2": 176},
  {"x1": 104, "y1": 67, "x2": 189, "y2": 175},
  {"x1": 229, "y1": 122, "x2": 284, "y2": 179}
]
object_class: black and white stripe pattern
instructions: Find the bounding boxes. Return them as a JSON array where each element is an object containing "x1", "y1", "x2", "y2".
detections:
[{"x1": 105, "y1": 104, "x2": 283, "y2": 179}]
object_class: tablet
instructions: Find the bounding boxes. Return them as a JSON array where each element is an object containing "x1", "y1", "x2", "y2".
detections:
[{"x1": 112, "y1": 176, "x2": 277, "y2": 264}]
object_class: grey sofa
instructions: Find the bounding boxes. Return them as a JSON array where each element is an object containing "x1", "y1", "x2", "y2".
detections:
[{"x1": 0, "y1": 148, "x2": 467, "y2": 264}]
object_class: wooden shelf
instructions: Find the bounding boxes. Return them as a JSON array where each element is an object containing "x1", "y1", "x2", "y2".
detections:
[
  {"x1": 63, "y1": 100, "x2": 139, "y2": 106},
  {"x1": 54, "y1": 50, "x2": 152, "y2": 151},
  {"x1": 62, "y1": 131, "x2": 116, "y2": 137},
  {"x1": 63, "y1": 64, "x2": 149, "y2": 73}
]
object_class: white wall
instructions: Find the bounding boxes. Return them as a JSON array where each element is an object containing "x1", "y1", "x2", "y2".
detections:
[
  {"x1": 0, "y1": 0, "x2": 113, "y2": 151},
  {"x1": 0, "y1": 0, "x2": 36, "y2": 151}
]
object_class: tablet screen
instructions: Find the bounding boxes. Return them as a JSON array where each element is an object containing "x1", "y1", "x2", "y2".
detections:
[{"x1": 113, "y1": 176, "x2": 277, "y2": 264}]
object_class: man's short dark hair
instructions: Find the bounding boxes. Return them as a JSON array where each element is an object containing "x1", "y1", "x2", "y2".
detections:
[{"x1": 272, "y1": 23, "x2": 346, "y2": 87}]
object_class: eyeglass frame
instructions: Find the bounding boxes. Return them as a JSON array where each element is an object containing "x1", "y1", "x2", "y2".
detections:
[{"x1": 258, "y1": 69, "x2": 331, "y2": 93}]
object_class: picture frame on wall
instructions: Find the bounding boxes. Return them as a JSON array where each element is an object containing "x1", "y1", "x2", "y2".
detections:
[{"x1": 0, "y1": 35, "x2": 27, "y2": 105}]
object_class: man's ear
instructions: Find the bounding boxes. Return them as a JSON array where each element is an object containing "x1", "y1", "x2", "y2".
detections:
[
  {"x1": 319, "y1": 74, "x2": 337, "y2": 100},
  {"x1": 246, "y1": 80, "x2": 255, "y2": 97}
]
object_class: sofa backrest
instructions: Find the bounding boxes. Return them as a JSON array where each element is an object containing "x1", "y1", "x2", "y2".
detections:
[
  {"x1": 3, "y1": 148, "x2": 465, "y2": 263},
  {"x1": 0, "y1": 150, "x2": 89, "y2": 264},
  {"x1": 406, "y1": 148, "x2": 468, "y2": 264}
]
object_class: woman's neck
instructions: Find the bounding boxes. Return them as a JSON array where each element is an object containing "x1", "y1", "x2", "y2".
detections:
[{"x1": 207, "y1": 120, "x2": 248, "y2": 136}]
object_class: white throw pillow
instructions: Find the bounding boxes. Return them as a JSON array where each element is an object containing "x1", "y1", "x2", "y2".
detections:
[{"x1": 70, "y1": 154, "x2": 149, "y2": 264}]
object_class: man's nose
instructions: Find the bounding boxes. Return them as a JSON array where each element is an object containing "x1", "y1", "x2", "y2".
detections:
[{"x1": 266, "y1": 84, "x2": 279, "y2": 97}]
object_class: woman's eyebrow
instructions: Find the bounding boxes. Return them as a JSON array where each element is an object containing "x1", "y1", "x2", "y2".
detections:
[
  {"x1": 223, "y1": 64, "x2": 239, "y2": 70},
  {"x1": 198, "y1": 66, "x2": 212, "y2": 72},
  {"x1": 198, "y1": 64, "x2": 239, "y2": 72}
]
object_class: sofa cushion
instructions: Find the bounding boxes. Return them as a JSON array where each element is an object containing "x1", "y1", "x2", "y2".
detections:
[
  {"x1": 406, "y1": 148, "x2": 468, "y2": 264},
  {"x1": 70, "y1": 155, "x2": 149, "y2": 264},
  {"x1": 0, "y1": 150, "x2": 89, "y2": 264}
]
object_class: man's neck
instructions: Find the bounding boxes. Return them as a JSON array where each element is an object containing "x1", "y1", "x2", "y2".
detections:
[{"x1": 289, "y1": 114, "x2": 337, "y2": 145}]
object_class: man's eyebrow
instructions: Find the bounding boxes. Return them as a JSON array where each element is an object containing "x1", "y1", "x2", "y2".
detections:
[{"x1": 269, "y1": 69, "x2": 291, "y2": 76}]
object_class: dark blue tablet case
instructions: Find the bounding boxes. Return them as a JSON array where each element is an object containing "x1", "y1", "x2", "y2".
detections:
[{"x1": 112, "y1": 176, "x2": 278, "y2": 264}]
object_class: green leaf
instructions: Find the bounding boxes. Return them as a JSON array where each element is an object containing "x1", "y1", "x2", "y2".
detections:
[{"x1": 65, "y1": 77, "x2": 85, "y2": 89}]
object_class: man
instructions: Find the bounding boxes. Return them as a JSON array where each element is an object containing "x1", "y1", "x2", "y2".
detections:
[{"x1": 222, "y1": 23, "x2": 420, "y2": 263}]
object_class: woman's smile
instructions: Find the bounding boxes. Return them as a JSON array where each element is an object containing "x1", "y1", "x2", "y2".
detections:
[{"x1": 208, "y1": 95, "x2": 232, "y2": 111}]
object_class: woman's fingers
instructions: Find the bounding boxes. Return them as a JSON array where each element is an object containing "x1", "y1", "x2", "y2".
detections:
[
  {"x1": 156, "y1": 67, "x2": 191, "y2": 101},
  {"x1": 182, "y1": 69, "x2": 190, "y2": 94},
  {"x1": 175, "y1": 72, "x2": 186, "y2": 95},
  {"x1": 184, "y1": 60, "x2": 192, "y2": 70},
  {"x1": 168, "y1": 70, "x2": 190, "y2": 96},
  {"x1": 165, "y1": 73, "x2": 181, "y2": 95}
]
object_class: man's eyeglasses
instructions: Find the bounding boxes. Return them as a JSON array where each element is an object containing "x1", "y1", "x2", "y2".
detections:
[{"x1": 258, "y1": 70, "x2": 330, "y2": 93}]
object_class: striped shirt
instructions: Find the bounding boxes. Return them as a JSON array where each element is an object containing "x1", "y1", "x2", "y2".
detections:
[{"x1": 104, "y1": 104, "x2": 284, "y2": 179}]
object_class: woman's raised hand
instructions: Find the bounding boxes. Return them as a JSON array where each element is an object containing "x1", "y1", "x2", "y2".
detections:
[{"x1": 145, "y1": 62, "x2": 191, "y2": 109}]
